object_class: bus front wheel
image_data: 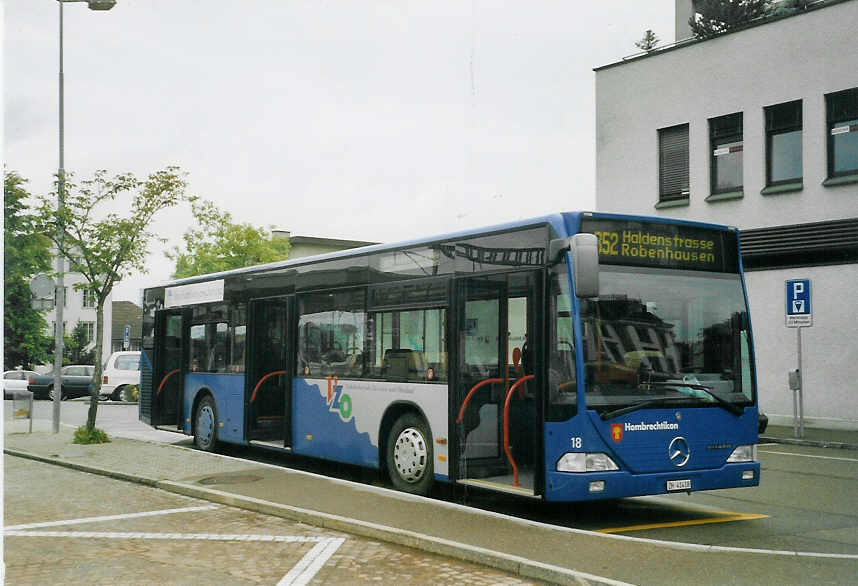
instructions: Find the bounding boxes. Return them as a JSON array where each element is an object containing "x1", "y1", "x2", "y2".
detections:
[
  {"x1": 194, "y1": 395, "x2": 218, "y2": 452},
  {"x1": 386, "y1": 413, "x2": 433, "y2": 496}
]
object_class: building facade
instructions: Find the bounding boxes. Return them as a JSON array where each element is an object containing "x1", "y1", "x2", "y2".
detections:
[
  {"x1": 272, "y1": 231, "x2": 377, "y2": 259},
  {"x1": 41, "y1": 257, "x2": 113, "y2": 365},
  {"x1": 595, "y1": 0, "x2": 858, "y2": 429},
  {"x1": 111, "y1": 301, "x2": 142, "y2": 352}
]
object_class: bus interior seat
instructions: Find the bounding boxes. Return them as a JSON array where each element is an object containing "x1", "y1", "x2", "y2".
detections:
[{"x1": 382, "y1": 349, "x2": 426, "y2": 381}]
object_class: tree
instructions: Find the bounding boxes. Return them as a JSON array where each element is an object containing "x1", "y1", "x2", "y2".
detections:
[
  {"x1": 166, "y1": 199, "x2": 290, "y2": 279},
  {"x1": 4, "y1": 171, "x2": 54, "y2": 369},
  {"x1": 65, "y1": 322, "x2": 96, "y2": 365},
  {"x1": 33, "y1": 167, "x2": 190, "y2": 430},
  {"x1": 635, "y1": 29, "x2": 660, "y2": 52},
  {"x1": 689, "y1": 0, "x2": 771, "y2": 39}
]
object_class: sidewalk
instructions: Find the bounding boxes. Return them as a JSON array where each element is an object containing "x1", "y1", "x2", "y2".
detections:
[
  {"x1": 4, "y1": 419, "x2": 857, "y2": 586},
  {"x1": 760, "y1": 424, "x2": 858, "y2": 450}
]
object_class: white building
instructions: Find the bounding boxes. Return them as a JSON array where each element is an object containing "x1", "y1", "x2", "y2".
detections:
[
  {"x1": 595, "y1": 0, "x2": 858, "y2": 430},
  {"x1": 42, "y1": 256, "x2": 113, "y2": 364}
]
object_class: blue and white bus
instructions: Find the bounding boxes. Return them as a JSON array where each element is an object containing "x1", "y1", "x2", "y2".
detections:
[{"x1": 140, "y1": 211, "x2": 760, "y2": 501}]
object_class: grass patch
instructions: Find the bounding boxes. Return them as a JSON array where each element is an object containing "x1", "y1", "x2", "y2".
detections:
[{"x1": 73, "y1": 426, "x2": 111, "y2": 445}]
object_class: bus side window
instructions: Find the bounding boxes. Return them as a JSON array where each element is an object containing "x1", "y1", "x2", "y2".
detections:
[
  {"x1": 548, "y1": 268, "x2": 577, "y2": 420},
  {"x1": 370, "y1": 308, "x2": 447, "y2": 382},
  {"x1": 298, "y1": 290, "x2": 366, "y2": 379}
]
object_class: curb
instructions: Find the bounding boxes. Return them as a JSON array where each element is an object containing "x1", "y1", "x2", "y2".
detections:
[
  {"x1": 3, "y1": 447, "x2": 629, "y2": 586},
  {"x1": 759, "y1": 436, "x2": 858, "y2": 451}
]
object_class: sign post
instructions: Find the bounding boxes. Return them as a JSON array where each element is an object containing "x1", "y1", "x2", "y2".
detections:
[{"x1": 785, "y1": 279, "x2": 812, "y2": 438}]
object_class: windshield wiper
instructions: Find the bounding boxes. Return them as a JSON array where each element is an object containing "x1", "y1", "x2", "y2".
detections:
[
  {"x1": 649, "y1": 382, "x2": 744, "y2": 416},
  {"x1": 600, "y1": 397, "x2": 679, "y2": 421},
  {"x1": 599, "y1": 383, "x2": 745, "y2": 420}
]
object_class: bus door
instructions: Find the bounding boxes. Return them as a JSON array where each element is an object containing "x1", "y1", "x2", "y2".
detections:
[
  {"x1": 454, "y1": 271, "x2": 541, "y2": 496},
  {"x1": 246, "y1": 296, "x2": 294, "y2": 447},
  {"x1": 152, "y1": 309, "x2": 186, "y2": 429}
]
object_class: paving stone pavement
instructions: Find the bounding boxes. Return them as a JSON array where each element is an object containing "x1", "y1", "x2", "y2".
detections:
[{"x1": 4, "y1": 455, "x2": 543, "y2": 585}]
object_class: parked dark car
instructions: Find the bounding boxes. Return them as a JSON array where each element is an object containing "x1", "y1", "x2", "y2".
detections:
[{"x1": 28, "y1": 365, "x2": 95, "y2": 400}]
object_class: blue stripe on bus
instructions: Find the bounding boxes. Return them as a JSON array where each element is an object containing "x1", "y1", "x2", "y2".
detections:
[
  {"x1": 183, "y1": 373, "x2": 245, "y2": 443},
  {"x1": 292, "y1": 378, "x2": 378, "y2": 468}
]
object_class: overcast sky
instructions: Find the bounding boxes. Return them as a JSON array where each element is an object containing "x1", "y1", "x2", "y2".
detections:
[{"x1": 4, "y1": 1, "x2": 673, "y2": 302}]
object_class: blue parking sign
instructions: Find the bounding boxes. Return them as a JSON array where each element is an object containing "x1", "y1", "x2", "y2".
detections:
[{"x1": 785, "y1": 279, "x2": 812, "y2": 327}]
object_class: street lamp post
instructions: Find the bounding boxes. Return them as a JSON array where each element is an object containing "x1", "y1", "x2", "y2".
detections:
[{"x1": 52, "y1": 0, "x2": 116, "y2": 433}]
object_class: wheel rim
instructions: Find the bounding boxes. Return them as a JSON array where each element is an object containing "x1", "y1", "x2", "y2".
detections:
[
  {"x1": 197, "y1": 404, "x2": 215, "y2": 447},
  {"x1": 392, "y1": 427, "x2": 428, "y2": 484}
]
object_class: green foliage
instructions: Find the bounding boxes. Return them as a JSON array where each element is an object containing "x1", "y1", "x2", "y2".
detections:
[
  {"x1": 635, "y1": 29, "x2": 660, "y2": 52},
  {"x1": 769, "y1": 0, "x2": 810, "y2": 17},
  {"x1": 73, "y1": 425, "x2": 110, "y2": 445},
  {"x1": 33, "y1": 166, "x2": 191, "y2": 430},
  {"x1": 65, "y1": 322, "x2": 95, "y2": 365},
  {"x1": 167, "y1": 199, "x2": 290, "y2": 279},
  {"x1": 689, "y1": 0, "x2": 771, "y2": 38},
  {"x1": 4, "y1": 171, "x2": 54, "y2": 369}
]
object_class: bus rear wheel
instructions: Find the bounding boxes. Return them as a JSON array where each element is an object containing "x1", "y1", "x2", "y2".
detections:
[
  {"x1": 194, "y1": 395, "x2": 218, "y2": 452},
  {"x1": 386, "y1": 413, "x2": 433, "y2": 496}
]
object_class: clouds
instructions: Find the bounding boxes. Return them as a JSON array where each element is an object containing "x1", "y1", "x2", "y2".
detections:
[{"x1": 4, "y1": 1, "x2": 673, "y2": 301}]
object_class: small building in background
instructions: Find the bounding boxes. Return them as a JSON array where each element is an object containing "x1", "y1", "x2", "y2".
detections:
[
  {"x1": 272, "y1": 230, "x2": 378, "y2": 260},
  {"x1": 111, "y1": 301, "x2": 143, "y2": 352}
]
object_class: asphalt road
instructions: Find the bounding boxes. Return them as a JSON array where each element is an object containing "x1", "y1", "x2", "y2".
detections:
[{"x1": 27, "y1": 400, "x2": 858, "y2": 557}]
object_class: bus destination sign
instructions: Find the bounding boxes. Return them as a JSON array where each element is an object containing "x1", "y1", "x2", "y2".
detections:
[{"x1": 580, "y1": 219, "x2": 739, "y2": 273}]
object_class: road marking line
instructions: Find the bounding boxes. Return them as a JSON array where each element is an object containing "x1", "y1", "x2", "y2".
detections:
[
  {"x1": 598, "y1": 512, "x2": 768, "y2": 534},
  {"x1": 278, "y1": 537, "x2": 346, "y2": 586},
  {"x1": 759, "y1": 449, "x2": 858, "y2": 463},
  {"x1": 4, "y1": 505, "x2": 218, "y2": 531},
  {"x1": 3, "y1": 530, "x2": 329, "y2": 542}
]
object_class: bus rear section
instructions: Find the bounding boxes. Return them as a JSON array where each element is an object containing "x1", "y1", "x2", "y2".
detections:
[{"x1": 543, "y1": 215, "x2": 760, "y2": 501}]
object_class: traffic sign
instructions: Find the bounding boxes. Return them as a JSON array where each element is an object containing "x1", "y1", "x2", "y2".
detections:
[{"x1": 786, "y1": 279, "x2": 812, "y2": 327}]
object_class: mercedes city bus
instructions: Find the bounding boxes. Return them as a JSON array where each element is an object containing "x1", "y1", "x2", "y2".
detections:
[{"x1": 140, "y1": 211, "x2": 760, "y2": 501}]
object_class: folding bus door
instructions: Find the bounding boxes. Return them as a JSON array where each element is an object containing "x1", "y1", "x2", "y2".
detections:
[
  {"x1": 246, "y1": 296, "x2": 294, "y2": 448},
  {"x1": 152, "y1": 309, "x2": 186, "y2": 429},
  {"x1": 454, "y1": 271, "x2": 541, "y2": 496}
]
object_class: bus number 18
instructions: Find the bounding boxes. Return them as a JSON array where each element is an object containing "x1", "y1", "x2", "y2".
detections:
[{"x1": 570, "y1": 437, "x2": 582, "y2": 449}]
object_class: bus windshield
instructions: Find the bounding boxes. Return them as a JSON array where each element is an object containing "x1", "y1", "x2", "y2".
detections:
[{"x1": 580, "y1": 266, "x2": 754, "y2": 417}]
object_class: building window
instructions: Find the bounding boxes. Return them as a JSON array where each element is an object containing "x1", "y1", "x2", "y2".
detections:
[
  {"x1": 765, "y1": 100, "x2": 802, "y2": 187},
  {"x1": 53, "y1": 287, "x2": 69, "y2": 308},
  {"x1": 83, "y1": 289, "x2": 97, "y2": 308},
  {"x1": 80, "y1": 321, "x2": 95, "y2": 344},
  {"x1": 826, "y1": 87, "x2": 858, "y2": 179},
  {"x1": 658, "y1": 124, "x2": 690, "y2": 203},
  {"x1": 709, "y1": 112, "x2": 743, "y2": 195}
]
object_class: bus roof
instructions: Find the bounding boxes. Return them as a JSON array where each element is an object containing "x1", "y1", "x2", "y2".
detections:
[{"x1": 147, "y1": 211, "x2": 735, "y2": 291}]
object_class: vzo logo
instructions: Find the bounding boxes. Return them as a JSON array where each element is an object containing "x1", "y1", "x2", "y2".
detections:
[{"x1": 325, "y1": 376, "x2": 353, "y2": 421}]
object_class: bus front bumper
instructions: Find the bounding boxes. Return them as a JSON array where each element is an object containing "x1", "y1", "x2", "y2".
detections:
[{"x1": 543, "y1": 462, "x2": 760, "y2": 502}]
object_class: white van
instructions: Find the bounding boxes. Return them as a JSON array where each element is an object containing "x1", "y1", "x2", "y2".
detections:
[{"x1": 100, "y1": 351, "x2": 141, "y2": 401}]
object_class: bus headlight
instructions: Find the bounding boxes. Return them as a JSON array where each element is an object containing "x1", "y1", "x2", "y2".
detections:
[
  {"x1": 726, "y1": 444, "x2": 757, "y2": 463},
  {"x1": 557, "y1": 452, "x2": 619, "y2": 473}
]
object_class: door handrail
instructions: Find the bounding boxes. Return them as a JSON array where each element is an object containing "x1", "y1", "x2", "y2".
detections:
[
  {"x1": 156, "y1": 369, "x2": 181, "y2": 396},
  {"x1": 503, "y1": 374, "x2": 534, "y2": 487},
  {"x1": 250, "y1": 370, "x2": 287, "y2": 403},
  {"x1": 456, "y1": 377, "x2": 504, "y2": 423}
]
